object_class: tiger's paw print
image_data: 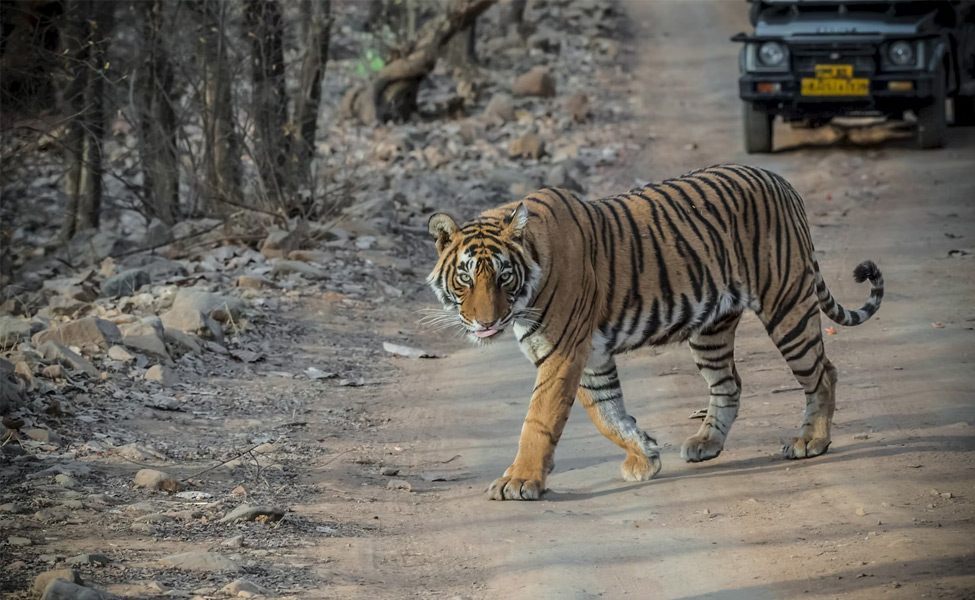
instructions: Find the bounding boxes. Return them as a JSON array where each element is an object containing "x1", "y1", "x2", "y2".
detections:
[
  {"x1": 621, "y1": 450, "x2": 662, "y2": 481},
  {"x1": 783, "y1": 436, "x2": 831, "y2": 459},
  {"x1": 487, "y1": 476, "x2": 543, "y2": 500},
  {"x1": 680, "y1": 434, "x2": 725, "y2": 462}
]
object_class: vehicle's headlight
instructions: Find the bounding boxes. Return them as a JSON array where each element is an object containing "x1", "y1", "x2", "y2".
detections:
[
  {"x1": 758, "y1": 42, "x2": 786, "y2": 67},
  {"x1": 888, "y1": 41, "x2": 914, "y2": 66}
]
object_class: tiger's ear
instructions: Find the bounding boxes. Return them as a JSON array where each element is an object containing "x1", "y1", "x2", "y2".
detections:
[
  {"x1": 502, "y1": 203, "x2": 529, "y2": 240},
  {"x1": 428, "y1": 213, "x2": 459, "y2": 255}
]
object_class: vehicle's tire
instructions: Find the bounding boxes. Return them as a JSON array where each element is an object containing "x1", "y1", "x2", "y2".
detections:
[
  {"x1": 952, "y1": 95, "x2": 975, "y2": 126},
  {"x1": 916, "y1": 63, "x2": 947, "y2": 148},
  {"x1": 743, "y1": 102, "x2": 773, "y2": 154}
]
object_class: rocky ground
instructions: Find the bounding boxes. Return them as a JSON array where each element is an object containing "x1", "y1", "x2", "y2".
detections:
[{"x1": 1, "y1": 1, "x2": 649, "y2": 599}]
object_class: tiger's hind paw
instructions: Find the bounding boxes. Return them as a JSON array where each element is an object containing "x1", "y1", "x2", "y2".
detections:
[
  {"x1": 782, "y1": 436, "x2": 831, "y2": 459},
  {"x1": 621, "y1": 450, "x2": 662, "y2": 481},
  {"x1": 487, "y1": 476, "x2": 543, "y2": 501}
]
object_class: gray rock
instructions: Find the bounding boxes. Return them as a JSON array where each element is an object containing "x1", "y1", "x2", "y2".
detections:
[
  {"x1": 37, "y1": 341, "x2": 100, "y2": 377},
  {"x1": 162, "y1": 329, "x2": 203, "y2": 356},
  {"x1": 219, "y1": 504, "x2": 286, "y2": 523},
  {"x1": 512, "y1": 66, "x2": 556, "y2": 97},
  {"x1": 143, "y1": 218, "x2": 174, "y2": 247},
  {"x1": 170, "y1": 290, "x2": 244, "y2": 322},
  {"x1": 41, "y1": 578, "x2": 114, "y2": 600},
  {"x1": 100, "y1": 269, "x2": 151, "y2": 298},
  {"x1": 65, "y1": 553, "x2": 112, "y2": 566},
  {"x1": 55, "y1": 474, "x2": 79, "y2": 488},
  {"x1": 107, "y1": 345, "x2": 136, "y2": 362},
  {"x1": 271, "y1": 260, "x2": 327, "y2": 280},
  {"x1": 386, "y1": 479, "x2": 412, "y2": 491},
  {"x1": 160, "y1": 307, "x2": 224, "y2": 345},
  {"x1": 219, "y1": 579, "x2": 268, "y2": 597},
  {"x1": 120, "y1": 320, "x2": 170, "y2": 361},
  {"x1": 221, "y1": 535, "x2": 244, "y2": 548},
  {"x1": 8, "y1": 535, "x2": 32, "y2": 546},
  {"x1": 483, "y1": 93, "x2": 516, "y2": 123},
  {"x1": 32, "y1": 317, "x2": 122, "y2": 351},
  {"x1": 25, "y1": 428, "x2": 62, "y2": 445},
  {"x1": 119, "y1": 255, "x2": 187, "y2": 281},
  {"x1": 1, "y1": 316, "x2": 34, "y2": 349},
  {"x1": 37, "y1": 296, "x2": 92, "y2": 319},
  {"x1": 133, "y1": 468, "x2": 183, "y2": 492},
  {"x1": 145, "y1": 365, "x2": 178, "y2": 387},
  {"x1": 33, "y1": 569, "x2": 83, "y2": 593},
  {"x1": 158, "y1": 552, "x2": 242, "y2": 572}
]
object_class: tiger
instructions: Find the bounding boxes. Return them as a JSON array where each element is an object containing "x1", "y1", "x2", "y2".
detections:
[{"x1": 425, "y1": 164, "x2": 884, "y2": 501}]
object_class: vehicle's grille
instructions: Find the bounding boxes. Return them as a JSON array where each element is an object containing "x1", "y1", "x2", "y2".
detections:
[{"x1": 791, "y1": 43, "x2": 878, "y2": 75}]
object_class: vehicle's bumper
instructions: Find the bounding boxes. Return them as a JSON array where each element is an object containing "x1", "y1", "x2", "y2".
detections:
[{"x1": 738, "y1": 72, "x2": 938, "y2": 117}]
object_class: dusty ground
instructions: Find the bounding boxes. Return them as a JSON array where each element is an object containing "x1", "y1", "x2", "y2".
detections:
[{"x1": 4, "y1": 1, "x2": 974, "y2": 600}]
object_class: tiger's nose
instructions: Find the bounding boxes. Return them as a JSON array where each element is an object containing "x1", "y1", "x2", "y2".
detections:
[{"x1": 476, "y1": 320, "x2": 497, "y2": 329}]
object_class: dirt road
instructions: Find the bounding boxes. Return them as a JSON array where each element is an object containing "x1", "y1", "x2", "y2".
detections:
[{"x1": 304, "y1": 2, "x2": 975, "y2": 599}]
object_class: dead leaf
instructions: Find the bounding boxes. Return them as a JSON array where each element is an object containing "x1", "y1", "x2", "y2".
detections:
[
  {"x1": 932, "y1": 322, "x2": 945, "y2": 329},
  {"x1": 825, "y1": 327, "x2": 837, "y2": 335}
]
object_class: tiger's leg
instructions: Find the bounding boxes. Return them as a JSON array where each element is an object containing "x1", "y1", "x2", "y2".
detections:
[
  {"x1": 488, "y1": 351, "x2": 587, "y2": 500},
  {"x1": 681, "y1": 313, "x2": 743, "y2": 462},
  {"x1": 761, "y1": 293, "x2": 838, "y2": 459},
  {"x1": 578, "y1": 356, "x2": 662, "y2": 482}
]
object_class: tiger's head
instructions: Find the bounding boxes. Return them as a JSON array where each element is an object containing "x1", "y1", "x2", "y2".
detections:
[{"x1": 425, "y1": 203, "x2": 540, "y2": 343}]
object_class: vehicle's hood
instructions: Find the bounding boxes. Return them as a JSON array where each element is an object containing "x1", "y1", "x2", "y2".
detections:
[{"x1": 756, "y1": 9, "x2": 937, "y2": 37}]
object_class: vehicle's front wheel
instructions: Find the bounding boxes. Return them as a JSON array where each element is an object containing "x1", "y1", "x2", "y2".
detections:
[
  {"x1": 952, "y1": 95, "x2": 975, "y2": 126},
  {"x1": 916, "y1": 63, "x2": 946, "y2": 148},
  {"x1": 743, "y1": 102, "x2": 773, "y2": 154}
]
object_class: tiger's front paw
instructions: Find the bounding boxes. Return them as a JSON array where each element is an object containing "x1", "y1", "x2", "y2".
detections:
[
  {"x1": 487, "y1": 476, "x2": 544, "y2": 500},
  {"x1": 681, "y1": 434, "x2": 725, "y2": 462},
  {"x1": 783, "y1": 436, "x2": 830, "y2": 459},
  {"x1": 621, "y1": 449, "x2": 662, "y2": 481}
]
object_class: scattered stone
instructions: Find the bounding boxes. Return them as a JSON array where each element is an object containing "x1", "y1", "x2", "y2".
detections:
[
  {"x1": 8, "y1": 535, "x2": 32, "y2": 546},
  {"x1": 145, "y1": 365, "x2": 178, "y2": 387},
  {"x1": 55, "y1": 474, "x2": 80, "y2": 488},
  {"x1": 382, "y1": 342, "x2": 442, "y2": 359},
  {"x1": 219, "y1": 580, "x2": 268, "y2": 597},
  {"x1": 175, "y1": 491, "x2": 213, "y2": 500},
  {"x1": 37, "y1": 296, "x2": 92, "y2": 319},
  {"x1": 271, "y1": 260, "x2": 328, "y2": 280},
  {"x1": 545, "y1": 162, "x2": 584, "y2": 193},
  {"x1": 41, "y1": 578, "x2": 113, "y2": 600},
  {"x1": 260, "y1": 227, "x2": 306, "y2": 260},
  {"x1": 512, "y1": 66, "x2": 556, "y2": 97},
  {"x1": 419, "y1": 472, "x2": 463, "y2": 482},
  {"x1": 856, "y1": 507, "x2": 867, "y2": 516},
  {"x1": 339, "y1": 377, "x2": 365, "y2": 387},
  {"x1": 305, "y1": 367, "x2": 337, "y2": 380},
  {"x1": 25, "y1": 428, "x2": 62, "y2": 445},
  {"x1": 100, "y1": 269, "x2": 151, "y2": 298},
  {"x1": 37, "y1": 341, "x2": 100, "y2": 377},
  {"x1": 32, "y1": 317, "x2": 122, "y2": 351},
  {"x1": 169, "y1": 290, "x2": 243, "y2": 323},
  {"x1": 853, "y1": 433, "x2": 870, "y2": 440},
  {"x1": 34, "y1": 569, "x2": 84, "y2": 593},
  {"x1": 219, "y1": 504, "x2": 287, "y2": 524},
  {"x1": 563, "y1": 92, "x2": 590, "y2": 122},
  {"x1": 0, "y1": 502, "x2": 27, "y2": 514},
  {"x1": 120, "y1": 319, "x2": 170, "y2": 361},
  {"x1": 144, "y1": 218, "x2": 174, "y2": 247},
  {"x1": 222, "y1": 535, "x2": 244, "y2": 548},
  {"x1": 508, "y1": 132, "x2": 545, "y2": 160},
  {"x1": 941, "y1": 492, "x2": 953, "y2": 499},
  {"x1": 0, "y1": 315, "x2": 31, "y2": 349},
  {"x1": 66, "y1": 553, "x2": 112, "y2": 566},
  {"x1": 163, "y1": 329, "x2": 203, "y2": 355},
  {"x1": 386, "y1": 479, "x2": 412, "y2": 491},
  {"x1": 380, "y1": 466, "x2": 400, "y2": 476},
  {"x1": 234, "y1": 275, "x2": 274, "y2": 290},
  {"x1": 161, "y1": 307, "x2": 223, "y2": 344},
  {"x1": 158, "y1": 552, "x2": 242, "y2": 572},
  {"x1": 133, "y1": 468, "x2": 183, "y2": 492},
  {"x1": 107, "y1": 345, "x2": 136, "y2": 362},
  {"x1": 483, "y1": 93, "x2": 516, "y2": 123},
  {"x1": 115, "y1": 443, "x2": 166, "y2": 461},
  {"x1": 41, "y1": 364, "x2": 65, "y2": 380}
]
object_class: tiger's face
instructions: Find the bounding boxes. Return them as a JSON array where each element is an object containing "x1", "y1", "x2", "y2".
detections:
[{"x1": 425, "y1": 204, "x2": 539, "y2": 343}]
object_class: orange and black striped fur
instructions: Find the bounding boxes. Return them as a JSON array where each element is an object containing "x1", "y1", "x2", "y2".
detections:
[{"x1": 426, "y1": 164, "x2": 884, "y2": 501}]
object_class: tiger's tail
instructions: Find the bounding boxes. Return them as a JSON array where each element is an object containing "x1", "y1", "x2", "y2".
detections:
[{"x1": 814, "y1": 260, "x2": 885, "y2": 326}]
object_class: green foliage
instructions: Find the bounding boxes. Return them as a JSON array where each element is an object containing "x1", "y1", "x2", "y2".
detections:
[{"x1": 354, "y1": 48, "x2": 386, "y2": 78}]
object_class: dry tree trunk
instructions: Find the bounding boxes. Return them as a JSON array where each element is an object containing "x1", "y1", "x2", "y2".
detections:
[
  {"x1": 58, "y1": 0, "x2": 114, "y2": 240},
  {"x1": 196, "y1": 0, "x2": 241, "y2": 216},
  {"x1": 138, "y1": 0, "x2": 180, "y2": 225},
  {"x1": 345, "y1": 0, "x2": 497, "y2": 124},
  {"x1": 293, "y1": 0, "x2": 332, "y2": 192},
  {"x1": 443, "y1": 0, "x2": 478, "y2": 72},
  {"x1": 245, "y1": 0, "x2": 288, "y2": 206}
]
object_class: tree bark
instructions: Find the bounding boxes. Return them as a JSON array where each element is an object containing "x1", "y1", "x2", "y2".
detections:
[
  {"x1": 443, "y1": 0, "x2": 477, "y2": 71},
  {"x1": 196, "y1": 0, "x2": 241, "y2": 216},
  {"x1": 293, "y1": 0, "x2": 332, "y2": 191},
  {"x1": 138, "y1": 0, "x2": 180, "y2": 225},
  {"x1": 58, "y1": 0, "x2": 114, "y2": 240},
  {"x1": 347, "y1": 0, "x2": 496, "y2": 124},
  {"x1": 245, "y1": 0, "x2": 288, "y2": 206}
]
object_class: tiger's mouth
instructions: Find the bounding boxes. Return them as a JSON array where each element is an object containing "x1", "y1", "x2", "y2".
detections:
[{"x1": 472, "y1": 328, "x2": 502, "y2": 339}]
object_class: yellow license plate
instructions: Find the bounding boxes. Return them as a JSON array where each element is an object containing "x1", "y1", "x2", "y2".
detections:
[{"x1": 801, "y1": 64, "x2": 869, "y2": 96}]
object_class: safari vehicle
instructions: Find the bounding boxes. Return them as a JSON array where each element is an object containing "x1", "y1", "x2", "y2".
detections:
[{"x1": 733, "y1": 0, "x2": 975, "y2": 152}]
